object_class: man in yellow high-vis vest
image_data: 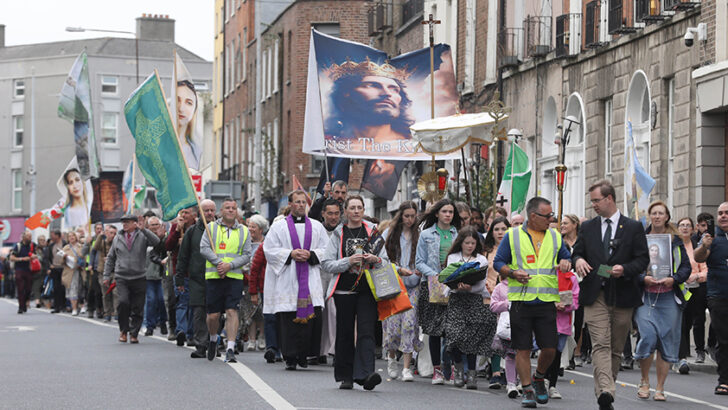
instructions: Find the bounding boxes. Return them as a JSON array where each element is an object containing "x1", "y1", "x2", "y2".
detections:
[
  {"x1": 494, "y1": 197, "x2": 572, "y2": 408},
  {"x1": 200, "y1": 197, "x2": 252, "y2": 363}
]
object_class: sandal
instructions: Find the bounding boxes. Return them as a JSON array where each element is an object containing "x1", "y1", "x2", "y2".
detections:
[
  {"x1": 637, "y1": 382, "x2": 650, "y2": 399},
  {"x1": 654, "y1": 390, "x2": 666, "y2": 401},
  {"x1": 716, "y1": 384, "x2": 728, "y2": 395}
]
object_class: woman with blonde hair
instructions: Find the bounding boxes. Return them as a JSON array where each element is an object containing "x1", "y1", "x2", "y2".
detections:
[{"x1": 61, "y1": 231, "x2": 84, "y2": 316}]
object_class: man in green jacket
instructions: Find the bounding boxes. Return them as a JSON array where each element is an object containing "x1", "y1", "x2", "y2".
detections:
[{"x1": 176, "y1": 199, "x2": 217, "y2": 358}]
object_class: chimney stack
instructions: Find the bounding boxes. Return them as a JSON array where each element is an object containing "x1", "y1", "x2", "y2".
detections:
[{"x1": 135, "y1": 14, "x2": 175, "y2": 42}]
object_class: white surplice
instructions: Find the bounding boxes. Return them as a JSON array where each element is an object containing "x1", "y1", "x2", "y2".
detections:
[{"x1": 263, "y1": 217, "x2": 328, "y2": 314}]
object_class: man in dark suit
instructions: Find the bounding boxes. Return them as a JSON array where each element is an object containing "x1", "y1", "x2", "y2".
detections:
[{"x1": 572, "y1": 180, "x2": 648, "y2": 410}]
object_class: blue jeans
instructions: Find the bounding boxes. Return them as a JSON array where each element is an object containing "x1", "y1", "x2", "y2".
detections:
[
  {"x1": 145, "y1": 280, "x2": 167, "y2": 328},
  {"x1": 264, "y1": 313, "x2": 280, "y2": 357},
  {"x1": 175, "y1": 278, "x2": 193, "y2": 340}
]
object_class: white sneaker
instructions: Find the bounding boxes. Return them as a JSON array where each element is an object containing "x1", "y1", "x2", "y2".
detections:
[
  {"x1": 257, "y1": 339, "x2": 266, "y2": 350},
  {"x1": 507, "y1": 383, "x2": 519, "y2": 399},
  {"x1": 402, "y1": 367, "x2": 414, "y2": 382},
  {"x1": 432, "y1": 367, "x2": 445, "y2": 385},
  {"x1": 549, "y1": 386, "x2": 562, "y2": 399},
  {"x1": 71, "y1": 309, "x2": 79, "y2": 316},
  {"x1": 80, "y1": 306, "x2": 87, "y2": 314},
  {"x1": 247, "y1": 340, "x2": 257, "y2": 351},
  {"x1": 387, "y1": 357, "x2": 399, "y2": 378}
]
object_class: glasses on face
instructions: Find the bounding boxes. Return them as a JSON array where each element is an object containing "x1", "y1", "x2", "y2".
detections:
[
  {"x1": 533, "y1": 211, "x2": 555, "y2": 219},
  {"x1": 590, "y1": 197, "x2": 607, "y2": 204}
]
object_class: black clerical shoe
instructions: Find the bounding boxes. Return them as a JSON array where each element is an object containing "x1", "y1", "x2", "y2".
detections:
[
  {"x1": 598, "y1": 392, "x2": 614, "y2": 410},
  {"x1": 339, "y1": 381, "x2": 353, "y2": 390},
  {"x1": 190, "y1": 346, "x2": 206, "y2": 358},
  {"x1": 176, "y1": 332, "x2": 186, "y2": 347},
  {"x1": 207, "y1": 341, "x2": 217, "y2": 361},
  {"x1": 264, "y1": 348, "x2": 276, "y2": 364},
  {"x1": 356, "y1": 372, "x2": 382, "y2": 391},
  {"x1": 285, "y1": 360, "x2": 297, "y2": 370},
  {"x1": 298, "y1": 357, "x2": 308, "y2": 369}
]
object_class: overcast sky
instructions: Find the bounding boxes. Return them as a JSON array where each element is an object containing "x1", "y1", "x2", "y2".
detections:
[{"x1": 2, "y1": 0, "x2": 214, "y2": 61}]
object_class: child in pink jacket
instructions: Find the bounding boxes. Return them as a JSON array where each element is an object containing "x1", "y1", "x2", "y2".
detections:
[
  {"x1": 544, "y1": 271, "x2": 580, "y2": 399},
  {"x1": 490, "y1": 279, "x2": 520, "y2": 398}
]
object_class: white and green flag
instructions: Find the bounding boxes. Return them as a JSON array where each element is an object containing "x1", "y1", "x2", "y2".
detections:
[{"x1": 496, "y1": 143, "x2": 531, "y2": 213}]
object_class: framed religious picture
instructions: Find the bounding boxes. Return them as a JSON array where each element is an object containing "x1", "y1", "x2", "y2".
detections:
[{"x1": 646, "y1": 234, "x2": 672, "y2": 280}]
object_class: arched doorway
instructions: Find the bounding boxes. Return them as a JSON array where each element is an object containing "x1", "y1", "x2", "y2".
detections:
[
  {"x1": 625, "y1": 70, "x2": 652, "y2": 211},
  {"x1": 563, "y1": 92, "x2": 586, "y2": 216},
  {"x1": 538, "y1": 97, "x2": 559, "y2": 206}
]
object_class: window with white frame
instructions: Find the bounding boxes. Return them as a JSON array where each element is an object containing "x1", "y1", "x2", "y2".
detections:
[
  {"x1": 605, "y1": 98, "x2": 613, "y2": 175},
  {"x1": 261, "y1": 49, "x2": 268, "y2": 102},
  {"x1": 243, "y1": 28, "x2": 247, "y2": 80},
  {"x1": 267, "y1": 46, "x2": 273, "y2": 98},
  {"x1": 13, "y1": 116, "x2": 23, "y2": 147},
  {"x1": 14, "y1": 79, "x2": 25, "y2": 99},
  {"x1": 667, "y1": 78, "x2": 675, "y2": 209},
  {"x1": 273, "y1": 39, "x2": 280, "y2": 94},
  {"x1": 236, "y1": 35, "x2": 242, "y2": 85},
  {"x1": 311, "y1": 156, "x2": 325, "y2": 174},
  {"x1": 12, "y1": 169, "x2": 22, "y2": 211},
  {"x1": 225, "y1": 43, "x2": 231, "y2": 95},
  {"x1": 101, "y1": 76, "x2": 118, "y2": 95},
  {"x1": 101, "y1": 112, "x2": 118, "y2": 144},
  {"x1": 272, "y1": 118, "x2": 279, "y2": 187},
  {"x1": 247, "y1": 124, "x2": 253, "y2": 182}
]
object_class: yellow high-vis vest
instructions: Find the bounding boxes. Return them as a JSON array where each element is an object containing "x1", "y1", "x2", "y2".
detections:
[
  {"x1": 673, "y1": 246, "x2": 692, "y2": 302},
  {"x1": 507, "y1": 226, "x2": 561, "y2": 302},
  {"x1": 205, "y1": 222, "x2": 249, "y2": 280}
]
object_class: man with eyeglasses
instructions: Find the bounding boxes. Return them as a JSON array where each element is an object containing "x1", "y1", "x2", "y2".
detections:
[
  {"x1": 493, "y1": 196, "x2": 572, "y2": 408},
  {"x1": 572, "y1": 180, "x2": 648, "y2": 410}
]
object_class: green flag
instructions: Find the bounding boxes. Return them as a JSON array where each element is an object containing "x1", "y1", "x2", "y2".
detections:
[
  {"x1": 124, "y1": 72, "x2": 196, "y2": 221},
  {"x1": 496, "y1": 143, "x2": 531, "y2": 213}
]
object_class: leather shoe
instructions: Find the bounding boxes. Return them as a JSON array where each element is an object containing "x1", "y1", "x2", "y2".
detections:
[
  {"x1": 130, "y1": 335, "x2": 139, "y2": 344},
  {"x1": 191, "y1": 346, "x2": 206, "y2": 358},
  {"x1": 264, "y1": 348, "x2": 276, "y2": 364},
  {"x1": 160, "y1": 323, "x2": 168, "y2": 335},
  {"x1": 285, "y1": 360, "x2": 297, "y2": 370},
  {"x1": 119, "y1": 332, "x2": 128, "y2": 343},
  {"x1": 144, "y1": 328, "x2": 153, "y2": 336},
  {"x1": 598, "y1": 392, "x2": 614, "y2": 410},
  {"x1": 356, "y1": 372, "x2": 382, "y2": 391},
  {"x1": 176, "y1": 332, "x2": 186, "y2": 347},
  {"x1": 339, "y1": 380, "x2": 353, "y2": 390}
]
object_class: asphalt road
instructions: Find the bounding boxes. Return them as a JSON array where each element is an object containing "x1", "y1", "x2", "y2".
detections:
[{"x1": 2, "y1": 298, "x2": 727, "y2": 410}]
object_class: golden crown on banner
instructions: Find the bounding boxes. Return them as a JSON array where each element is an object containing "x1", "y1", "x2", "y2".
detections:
[{"x1": 325, "y1": 57, "x2": 412, "y2": 83}]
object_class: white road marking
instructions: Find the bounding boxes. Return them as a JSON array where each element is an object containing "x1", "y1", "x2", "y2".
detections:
[
  {"x1": 2, "y1": 299, "x2": 295, "y2": 410},
  {"x1": 565, "y1": 369, "x2": 728, "y2": 410}
]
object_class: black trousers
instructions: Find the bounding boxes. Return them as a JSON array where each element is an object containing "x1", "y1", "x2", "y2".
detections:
[
  {"x1": 708, "y1": 297, "x2": 728, "y2": 385},
  {"x1": 192, "y1": 305, "x2": 209, "y2": 347},
  {"x1": 117, "y1": 278, "x2": 146, "y2": 337},
  {"x1": 680, "y1": 283, "x2": 707, "y2": 358},
  {"x1": 86, "y1": 272, "x2": 103, "y2": 314},
  {"x1": 334, "y1": 290, "x2": 378, "y2": 382},
  {"x1": 545, "y1": 350, "x2": 563, "y2": 387},
  {"x1": 276, "y1": 307, "x2": 323, "y2": 363},
  {"x1": 50, "y1": 268, "x2": 65, "y2": 311},
  {"x1": 308, "y1": 307, "x2": 323, "y2": 359}
]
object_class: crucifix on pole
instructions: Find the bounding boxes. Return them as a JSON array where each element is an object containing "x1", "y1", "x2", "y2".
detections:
[{"x1": 422, "y1": 14, "x2": 440, "y2": 121}]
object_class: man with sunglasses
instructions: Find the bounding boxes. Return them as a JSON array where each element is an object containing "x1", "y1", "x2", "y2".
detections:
[
  {"x1": 494, "y1": 196, "x2": 572, "y2": 408},
  {"x1": 572, "y1": 180, "x2": 648, "y2": 410}
]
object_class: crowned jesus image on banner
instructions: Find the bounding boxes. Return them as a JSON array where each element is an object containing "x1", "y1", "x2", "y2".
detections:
[{"x1": 303, "y1": 29, "x2": 459, "y2": 160}]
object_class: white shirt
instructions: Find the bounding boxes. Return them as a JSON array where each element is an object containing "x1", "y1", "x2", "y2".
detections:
[{"x1": 600, "y1": 210, "x2": 621, "y2": 241}]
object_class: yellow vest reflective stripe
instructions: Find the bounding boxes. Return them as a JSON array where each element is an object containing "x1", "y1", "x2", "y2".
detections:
[
  {"x1": 507, "y1": 226, "x2": 561, "y2": 302},
  {"x1": 673, "y1": 246, "x2": 692, "y2": 302},
  {"x1": 205, "y1": 222, "x2": 249, "y2": 280}
]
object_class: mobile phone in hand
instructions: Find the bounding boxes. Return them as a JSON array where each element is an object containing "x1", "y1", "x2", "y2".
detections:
[{"x1": 707, "y1": 219, "x2": 715, "y2": 237}]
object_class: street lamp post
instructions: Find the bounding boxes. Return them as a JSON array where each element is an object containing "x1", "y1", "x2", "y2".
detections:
[
  {"x1": 554, "y1": 115, "x2": 580, "y2": 226},
  {"x1": 66, "y1": 26, "x2": 139, "y2": 84}
]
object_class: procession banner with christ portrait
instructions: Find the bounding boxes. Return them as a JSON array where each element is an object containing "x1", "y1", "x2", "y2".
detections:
[{"x1": 303, "y1": 29, "x2": 459, "y2": 160}]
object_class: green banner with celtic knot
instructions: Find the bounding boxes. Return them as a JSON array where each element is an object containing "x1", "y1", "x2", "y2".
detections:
[{"x1": 124, "y1": 72, "x2": 196, "y2": 221}]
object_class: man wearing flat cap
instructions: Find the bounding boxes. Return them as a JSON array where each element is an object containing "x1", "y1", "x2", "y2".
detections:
[{"x1": 104, "y1": 213, "x2": 161, "y2": 343}]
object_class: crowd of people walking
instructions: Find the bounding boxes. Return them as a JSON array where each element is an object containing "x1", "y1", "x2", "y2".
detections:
[{"x1": 4, "y1": 178, "x2": 728, "y2": 409}]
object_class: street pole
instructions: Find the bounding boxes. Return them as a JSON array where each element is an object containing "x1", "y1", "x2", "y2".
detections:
[
  {"x1": 254, "y1": 0, "x2": 262, "y2": 212},
  {"x1": 555, "y1": 116, "x2": 579, "y2": 226},
  {"x1": 29, "y1": 67, "x2": 36, "y2": 215}
]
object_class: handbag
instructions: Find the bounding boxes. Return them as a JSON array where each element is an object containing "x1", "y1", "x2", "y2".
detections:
[
  {"x1": 364, "y1": 263, "x2": 402, "y2": 301},
  {"x1": 29, "y1": 243, "x2": 41, "y2": 273},
  {"x1": 496, "y1": 310, "x2": 511, "y2": 340},
  {"x1": 376, "y1": 275, "x2": 413, "y2": 321},
  {"x1": 427, "y1": 276, "x2": 449, "y2": 305}
]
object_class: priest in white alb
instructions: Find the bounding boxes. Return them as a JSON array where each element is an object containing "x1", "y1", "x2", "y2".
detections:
[{"x1": 263, "y1": 189, "x2": 329, "y2": 370}]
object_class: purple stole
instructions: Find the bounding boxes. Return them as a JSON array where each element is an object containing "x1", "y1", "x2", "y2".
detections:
[{"x1": 285, "y1": 215, "x2": 315, "y2": 323}]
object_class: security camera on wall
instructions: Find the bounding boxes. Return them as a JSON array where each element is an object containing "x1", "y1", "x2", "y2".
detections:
[{"x1": 684, "y1": 23, "x2": 707, "y2": 47}]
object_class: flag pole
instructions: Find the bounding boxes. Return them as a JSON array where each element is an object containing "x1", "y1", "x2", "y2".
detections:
[
  {"x1": 154, "y1": 69, "x2": 214, "y2": 245},
  {"x1": 130, "y1": 156, "x2": 136, "y2": 214}
]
